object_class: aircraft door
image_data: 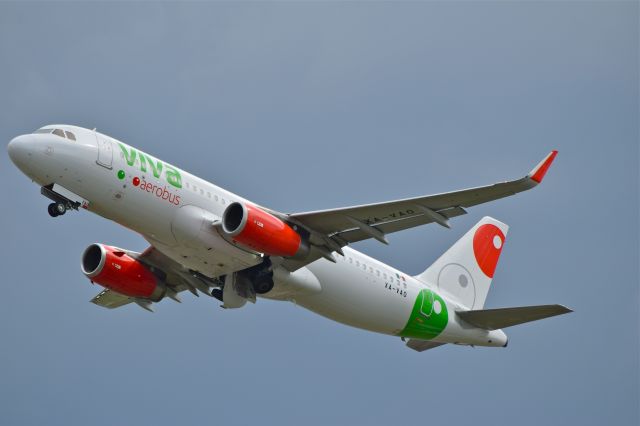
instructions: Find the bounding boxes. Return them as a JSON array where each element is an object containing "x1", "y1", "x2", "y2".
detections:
[{"x1": 95, "y1": 133, "x2": 113, "y2": 169}]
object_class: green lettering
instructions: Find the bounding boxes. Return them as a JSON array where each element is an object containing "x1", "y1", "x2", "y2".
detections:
[
  {"x1": 144, "y1": 154, "x2": 163, "y2": 178},
  {"x1": 139, "y1": 153, "x2": 147, "y2": 172},
  {"x1": 118, "y1": 143, "x2": 137, "y2": 166},
  {"x1": 165, "y1": 165, "x2": 182, "y2": 189}
]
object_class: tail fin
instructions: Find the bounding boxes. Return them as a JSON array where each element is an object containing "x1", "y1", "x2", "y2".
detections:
[{"x1": 415, "y1": 217, "x2": 509, "y2": 309}]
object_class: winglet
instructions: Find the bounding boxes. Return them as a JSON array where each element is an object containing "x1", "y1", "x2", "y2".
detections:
[{"x1": 528, "y1": 150, "x2": 558, "y2": 184}]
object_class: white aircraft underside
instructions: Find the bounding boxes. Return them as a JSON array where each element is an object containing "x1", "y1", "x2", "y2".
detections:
[{"x1": 7, "y1": 124, "x2": 571, "y2": 352}]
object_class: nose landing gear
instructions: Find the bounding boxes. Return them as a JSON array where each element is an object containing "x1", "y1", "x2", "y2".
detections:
[
  {"x1": 47, "y1": 202, "x2": 68, "y2": 217},
  {"x1": 41, "y1": 184, "x2": 82, "y2": 218}
]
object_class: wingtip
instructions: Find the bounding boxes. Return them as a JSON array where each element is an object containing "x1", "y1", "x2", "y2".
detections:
[
  {"x1": 558, "y1": 304, "x2": 573, "y2": 314},
  {"x1": 528, "y1": 150, "x2": 558, "y2": 184}
]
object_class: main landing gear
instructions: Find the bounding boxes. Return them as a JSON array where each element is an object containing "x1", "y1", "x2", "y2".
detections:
[{"x1": 209, "y1": 258, "x2": 275, "y2": 305}]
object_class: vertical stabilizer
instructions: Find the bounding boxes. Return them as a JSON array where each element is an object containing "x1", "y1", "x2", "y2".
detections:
[{"x1": 415, "y1": 217, "x2": 509, "y2": 309}]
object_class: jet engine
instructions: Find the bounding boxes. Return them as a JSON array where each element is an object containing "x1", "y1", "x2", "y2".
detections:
[
  {"x1": 221, "y1": 202, "x2": 308, "y2": 259},
  {"x1": 81, "y1": 244, "x2": 165, "y2": 301}
]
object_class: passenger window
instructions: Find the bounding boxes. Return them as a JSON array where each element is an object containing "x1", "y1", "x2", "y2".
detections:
[
  {"x1": 52, "y1": 129, "x2": 65, "y2": 138},
  {"x1": 215, "y1": 195, "x2": 219, "y2": 201},
  {"x1": 200, "y1": 188, "x2": 204, "y2": 195},
  {"x1": 207, "y1": 192, "x2": 211, "y2": 198},
  {"x1": 356, "y1": 261, "x2": 360, "y2": 267},
  {"x1": 65, "y1": 131, "x2": 76, "y2": 141}
]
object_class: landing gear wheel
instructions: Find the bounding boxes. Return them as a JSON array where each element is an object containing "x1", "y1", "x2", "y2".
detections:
[
  {"x1": 48, "y1": 202, "x2": 67, "y2": 217},
  {"x1": 253, "y1": 278, "x2": 274, "y2": 295},
  {"x1": 48, "y1": 203, "x2": 59, "y2": 217},
  {"x1": 211, "y1": 288, "x2": 223, "y2": 302}
]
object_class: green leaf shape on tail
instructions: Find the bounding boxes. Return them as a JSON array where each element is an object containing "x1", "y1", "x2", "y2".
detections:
[{"x1": 399, "y1": 289, "x2": 448, "y2": 340}]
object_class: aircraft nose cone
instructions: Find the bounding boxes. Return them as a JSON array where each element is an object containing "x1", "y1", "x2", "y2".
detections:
[{"x1": 7, "y1": 134, "x2": 34, "y2": 168}]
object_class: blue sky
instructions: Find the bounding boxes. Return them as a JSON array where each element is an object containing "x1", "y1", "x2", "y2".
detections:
[{"x1": 0, "y1": 2, "x2": 637, "y2": 425}]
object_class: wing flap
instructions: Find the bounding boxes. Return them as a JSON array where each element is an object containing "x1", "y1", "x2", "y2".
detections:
[{"x1": 456, "y1": 304, "x2": 573, "y2": 330}]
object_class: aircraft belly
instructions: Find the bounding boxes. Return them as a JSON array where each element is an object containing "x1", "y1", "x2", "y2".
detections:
[{"x1": 295, "y1": 259, "x2": 418, "y2": 336}]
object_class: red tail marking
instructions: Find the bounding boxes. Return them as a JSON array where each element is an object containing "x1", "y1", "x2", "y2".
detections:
[{"x1": 473, "y1": 224, "x2": 506, "y2": 278}]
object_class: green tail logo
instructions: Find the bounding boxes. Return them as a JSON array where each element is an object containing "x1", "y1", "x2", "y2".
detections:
[{"x1": 400, "y1": 289, "x2": 448, "y2": 340}]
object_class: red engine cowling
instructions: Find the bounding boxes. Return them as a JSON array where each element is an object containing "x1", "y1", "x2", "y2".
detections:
[
  {"x1": 81, "y1": 244, "x2": 165, "y2": 300},
  {"x1": 221, "y1": 202, "x2": 308, "y2": 258}
]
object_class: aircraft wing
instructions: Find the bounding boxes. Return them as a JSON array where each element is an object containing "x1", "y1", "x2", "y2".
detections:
[{"x1": 281, "y1": 151, "x2": 557, "y2": 271}]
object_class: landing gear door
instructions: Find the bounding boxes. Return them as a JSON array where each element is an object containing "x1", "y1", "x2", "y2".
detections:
[{"x1": 95, "y1": 133, "x2": 113, "y2": 169}]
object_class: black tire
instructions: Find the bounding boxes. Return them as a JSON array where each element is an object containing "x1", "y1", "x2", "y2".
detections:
[
  {"x1": 253, "y1": 278, "x2": 274, "y2": 294},
  {"x1": 211, "y1": 288, "x2": 223, "y2": 302},
  {"x1": 48, "y1": 203, "x2": 59, "y2": 217}
]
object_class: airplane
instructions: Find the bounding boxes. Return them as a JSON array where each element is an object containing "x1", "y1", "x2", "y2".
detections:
[{"x1": 7, "y1": 125, "x2": 571, "y2": 352}]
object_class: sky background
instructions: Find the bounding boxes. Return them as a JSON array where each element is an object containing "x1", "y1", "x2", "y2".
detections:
[{"x1": 0, "y1": 2, "x2": 638, "y2": 425}]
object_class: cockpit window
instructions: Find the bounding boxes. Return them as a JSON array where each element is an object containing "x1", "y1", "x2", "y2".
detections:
[{"x1": 33, "y1": 127, "x2": 77, "y2": 141}]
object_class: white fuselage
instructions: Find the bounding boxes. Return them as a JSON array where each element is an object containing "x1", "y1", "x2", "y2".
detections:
[{"x1": 8, "y1": 125, "x2": 507, "y2": 347}]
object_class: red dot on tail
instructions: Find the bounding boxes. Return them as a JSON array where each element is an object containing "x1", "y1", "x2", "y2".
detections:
[
  {"x1": 132, "y1": 177, "x2": 140, "y2": 186},
  {"x1": 473, "y1": 224, "x2": 505, "y2": 278}
]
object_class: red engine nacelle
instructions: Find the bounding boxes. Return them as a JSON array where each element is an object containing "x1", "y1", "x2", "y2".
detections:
[
  {"x1": 221, "y1": 202, "x2": 308, "y2": 258},
  {"x1": 81, "y1": 244, "x2": 165, "y2": 300}
]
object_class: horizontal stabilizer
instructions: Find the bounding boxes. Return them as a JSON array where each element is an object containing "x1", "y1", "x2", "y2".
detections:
[
  {"x1": 406, "y1": 339, "x2": 447, "y2": 352},
  {"x1": 457, "y1": 304, "x2": 572, "y2": 330}
]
